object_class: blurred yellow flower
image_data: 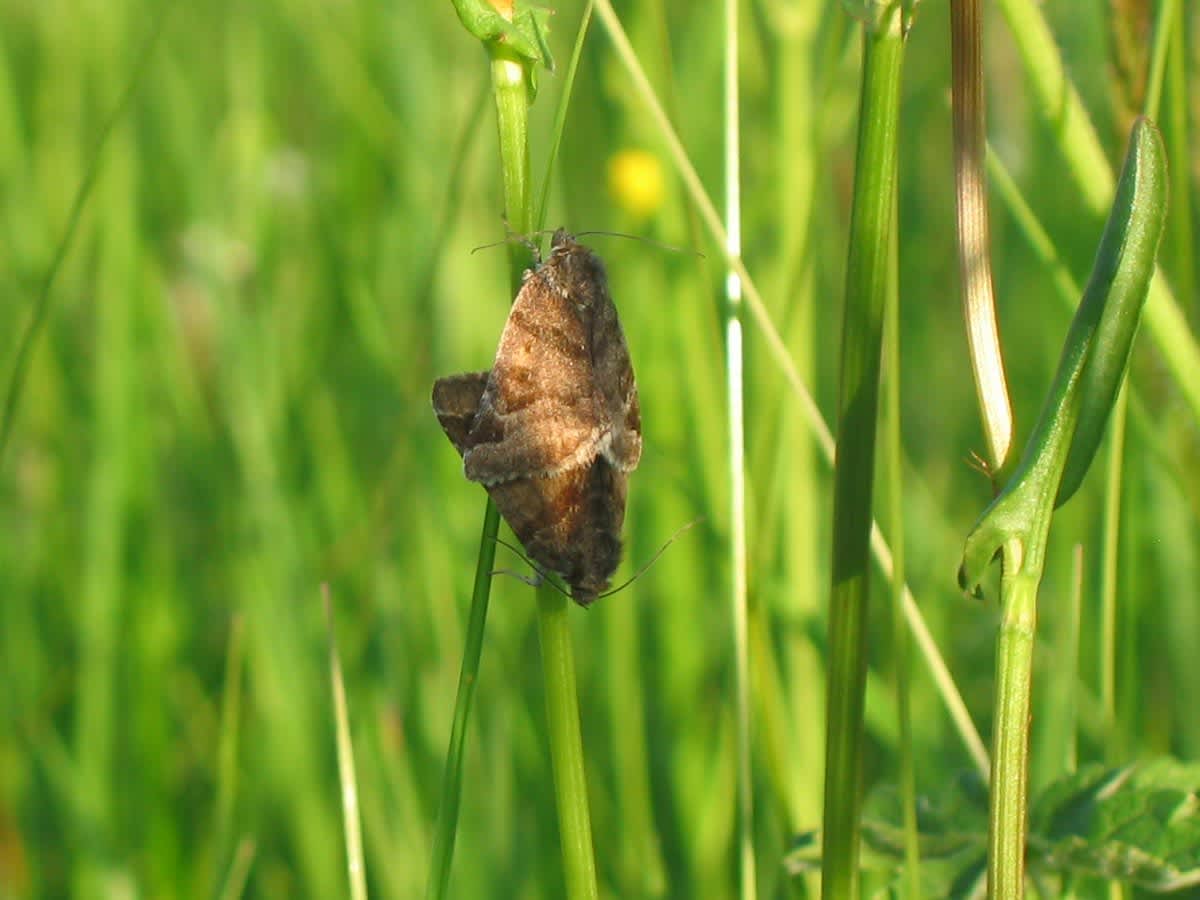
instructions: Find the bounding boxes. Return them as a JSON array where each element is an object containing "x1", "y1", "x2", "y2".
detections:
[{"x1": 607, "y1": 149, "x2": 665, "y2": 219}]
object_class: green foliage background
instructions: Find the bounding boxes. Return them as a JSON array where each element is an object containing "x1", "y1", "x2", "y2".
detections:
[{"x1": 0, "y1": 0, "x2": 1196, "y2": 897}]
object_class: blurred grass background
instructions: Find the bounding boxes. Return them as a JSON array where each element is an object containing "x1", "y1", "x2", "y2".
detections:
[{"x1": 0, "y1": 0, "x2": 1196, "y2": 897}]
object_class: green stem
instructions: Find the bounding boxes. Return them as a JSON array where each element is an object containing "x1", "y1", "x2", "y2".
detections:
[
  {"x1": 822, "y1": 12, "x2": 904, "y2": 900},
  {"x1": 988, "y1": 566, "x2": 1039, "y2": 899},
  {"x1": 536, "y1": 586, "x2": 599, "y2": 900},
  {"x1": 426, "y1": 503, "x2": 501, "y2": 900},
  {"x1": 489, "y1": 43, "x2": 534, "y2": 250},
  {"x1": 1098, "y1": 389, "x2": 1126, "y2": 757},
  {"x1": 883, "y1": 190, "x2": 920, "y2": 897},
  {"x1": 722, "y1": 0, "x2": 754, "y2": 892},
  {"x1": 492, "y1": 37, "x2": 597, "y2": 900},
  {"x1": 427, "y1": 33, "x2": 539, "y2": 900}
]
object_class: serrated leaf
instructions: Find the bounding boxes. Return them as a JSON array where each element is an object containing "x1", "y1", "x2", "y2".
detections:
[
  {"x1": 789, "y1": 762, "x2": 1200, "y2": 894},
  {"x1": 1029, "y1": 759, "x2": 1200, "y2": 892}
]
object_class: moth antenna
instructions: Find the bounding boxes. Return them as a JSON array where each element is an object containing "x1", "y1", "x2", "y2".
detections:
[
  {"x1": 469, "y1": 237, "x2": 511, "y2": 255},
  {"x1": 573, "y1": 230, "x2": 705, "y2": 260},
  {"x1": 597, "y1": 517, "x2": 704, "y2": 599},
  {"x1": 471, "y1": 226, "x2": 554, "y2": 257}
]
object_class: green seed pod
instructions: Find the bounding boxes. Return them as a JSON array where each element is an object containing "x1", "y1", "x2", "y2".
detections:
[{"x1": 1056, "y1": 117, "x2": 1168, "y2": 506}]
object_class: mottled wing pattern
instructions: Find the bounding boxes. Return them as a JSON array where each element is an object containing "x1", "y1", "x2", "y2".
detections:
[
  {"x1": 430, "y1": 369, "x2": 628, "y2": 603},
  {"x1": 431, "y1": 371, "x2": 489, "y2": 453},
  {"x1": 463, "y1": 242, "x2": 605, "y2": 486},
  {"x1": 566, "y1": 236, "x2": 641, "y2": 474},
  {"x1": 489, "y1": 462, "x2": 628, "y2": 605},
  {"x1": 430, "y1": 230, "x2": 641, "y2": 605}
]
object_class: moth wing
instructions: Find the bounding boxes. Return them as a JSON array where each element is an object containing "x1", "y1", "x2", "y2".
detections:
[
  {"x1": 486, "y1": 461, "x2": 626, "y2": 607},
  {"x1": 463, "y1": 276, "x2": 606, "y2": 484},
  {"x1": 431, "y1": 371, "x2": 489, "y2": 456},
  {"x1": 588, "y1": 281, "x2": 642, "y2": 474}
]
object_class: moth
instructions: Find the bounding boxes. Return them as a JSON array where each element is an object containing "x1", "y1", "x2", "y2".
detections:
[{"x1": 431, "y1": 230, "x2": 642, "y2": 606}]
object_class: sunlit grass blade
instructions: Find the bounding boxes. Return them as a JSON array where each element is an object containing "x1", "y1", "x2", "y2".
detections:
[
  {"x1": 822, "y1": 10, "x2": 905, "y2": 896},
  {"x1": 591, "y1": 0, "x2": 987, "y2": 779},
  {"x1": 324, "y1": 587, "x2": 368, "y2": 900},
  {"x1": 882, "y1": 184, "x2": 919, "y2": 897},
  {"x1": 721, "y1": 0, "x2": 754, "y2": 893},
  {"x1": 950, "y1": 0, "x2": 1012, "y2": 471}
]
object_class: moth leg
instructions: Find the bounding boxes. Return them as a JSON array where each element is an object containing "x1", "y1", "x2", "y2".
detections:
[{"x1": 490, "y1": 567, "x2": 545, "y2": 589}]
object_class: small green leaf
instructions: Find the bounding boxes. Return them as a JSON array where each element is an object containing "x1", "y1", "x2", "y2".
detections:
[
  {"x1": 1029, "y1": 760, "x2": 1200, "y2": 891},
  {"x1": 1055, "y1": 117, "x2": 1167, "y2": 505},
  {"x1": 795, "y1": 761, "x2": 1200, "y2": 894}
]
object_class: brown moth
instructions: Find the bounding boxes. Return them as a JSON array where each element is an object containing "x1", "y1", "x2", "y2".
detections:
[{"x1": 431, "y1": 229, "x2": 642, "y2": 606}]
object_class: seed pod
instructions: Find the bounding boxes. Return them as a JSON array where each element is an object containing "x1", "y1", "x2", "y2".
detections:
[{"x1": 1055, "y1": 117, "x2": 1167, "y2": 506}]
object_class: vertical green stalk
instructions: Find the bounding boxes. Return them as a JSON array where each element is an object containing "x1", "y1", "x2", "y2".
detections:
[
  {"x1": 1097, "y1": 393, "x2": 1122, "y2": 752},
  {"x1": 427, "y1": 12, "x2": 542, "y2": 897},
  {"x1": 489, "y1": 42, "x2": 534, "y2": 256},
  {"x1": 426, "y1": 501, "x2": 501, "y2": 900},
  {"x1": 768, "y1": 0, "x2": 826, "y2": 866},
  {"x1": 536, "y1": 586, "x2": 599, "y2": 900},
  {"x1": 722, "y1": 0, "x2": 755, "y2": 895},
  {"x1": 324, "y1": 590, "x2": 368, "y2": 900},
  {"x1": 1062, "y1": 545, "x2": 1082, "y2": 773},
  {"x1": 822, "y1": 9, "x2": 904, "y2": 899},
  {"x1": 988, "y1": 566, "x2": 1039, "y2": 899},
  {"x1": 882, "y1": 193, "x2": 919, "y2": 896}
]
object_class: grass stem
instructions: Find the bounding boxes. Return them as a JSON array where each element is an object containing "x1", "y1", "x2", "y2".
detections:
[
  {"x1": 822, "y1": 12, "x2": 905, "y2": 899},
  {"x1": 722, "y1": 0, "x2": 755, "y2": 894},
  {"x1": 536, "y1": 586, "x2": 599, "y2": 900},
  {"x1": 427, "y1": 31, "x2": 538, "y2": 899}
]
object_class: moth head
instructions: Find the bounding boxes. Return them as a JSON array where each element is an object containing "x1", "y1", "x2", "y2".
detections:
[{"x1": 545, "y1": 231, "x2": 608, "y2": 299}]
